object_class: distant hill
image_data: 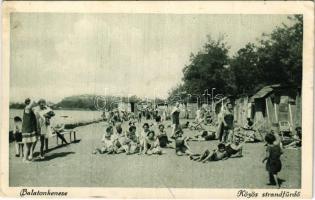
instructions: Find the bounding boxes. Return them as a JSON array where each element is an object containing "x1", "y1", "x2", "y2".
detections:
[
  {"x1": 9, "y1": 102, "x2": 25, "y2": 109},
  {"x1": 55, "y1": 94, "x2": 142, "y2": 111},
  {"x1": 54, "y1": 94, "x2": 97, "y2": 110}
]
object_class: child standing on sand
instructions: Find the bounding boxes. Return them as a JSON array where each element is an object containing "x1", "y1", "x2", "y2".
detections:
[
  {"x1": 13, "y1": 116, "x2": 23, "y2": 157},
  {"x1": 138, "y1": 111, "x2": 142, "y2": 123},
  {"x1": 262, "y1": 133, "x2": 283, "y2": 188}
]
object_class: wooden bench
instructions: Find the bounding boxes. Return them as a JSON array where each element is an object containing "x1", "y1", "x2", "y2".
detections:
[{"x1": 55, "y1": 129, "x2": 78, "y2": 145}]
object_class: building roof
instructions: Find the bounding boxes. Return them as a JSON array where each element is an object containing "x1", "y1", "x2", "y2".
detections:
[
  {"x1": 251, "y1": 86, "x2": 274, "y2": 99},
  {"x1": 250, "y1": 84, "x2": 281, "y2": 101}
]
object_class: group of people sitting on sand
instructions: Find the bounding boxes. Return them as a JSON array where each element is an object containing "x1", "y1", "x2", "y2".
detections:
[
  {"x1": 93, "y1": 123, "x2": 168, "y2": 155},
  {"x1": 92, "y1": 108, "x2": 246, "y2": 163}
]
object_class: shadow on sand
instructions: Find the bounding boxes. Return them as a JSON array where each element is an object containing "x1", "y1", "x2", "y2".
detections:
[
  {"x1": 32, "y1": 139, "x2": 81, "y2": 161},
  {"x1": 278, "y1": 178, "x2": 286, "y2": 187},
  {"x1": 35, "y1": 152, "x2": 75, "y2": 161},
  {"x1": 32, "y1": 139, "x2": 82, "y2": 157}
]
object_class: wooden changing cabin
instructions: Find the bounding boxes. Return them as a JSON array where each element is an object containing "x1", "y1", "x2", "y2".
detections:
[{"x1": 234, "y1": 84, "x2": 301, "y2": 132}]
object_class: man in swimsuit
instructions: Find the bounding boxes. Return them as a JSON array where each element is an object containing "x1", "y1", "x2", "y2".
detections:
[
  {"x1": 190, "y1": 143, "x2": 227, "y2": 162},
  {"x1": 222, "y1": 102, "x2": 234, "y2": 143},
  {"x1": 224, "y1": 135, "x2": 245, "y2": 158}
]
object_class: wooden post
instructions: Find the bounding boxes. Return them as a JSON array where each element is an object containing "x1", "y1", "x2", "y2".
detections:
[
  {"x1": 274, "y1": 103, "x2": 278, "y2": 122},
  {"x1": 265, "y1": 99, "x2": 270, "y2": 126},
  {"x1": 288, "y1": 103, "x2": 293, "y2": 126}
]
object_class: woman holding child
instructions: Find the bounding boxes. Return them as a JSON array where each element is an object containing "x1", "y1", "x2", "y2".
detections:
[{"x1": 33, "y1": 99, "x2": 56, "y2": 159}]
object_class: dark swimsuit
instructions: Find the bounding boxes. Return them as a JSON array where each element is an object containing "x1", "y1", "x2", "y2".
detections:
[
  {"x1": 22, "y1": 109, "x2": 37, "y2": 133},
  {"x1": 224, "y1": 112, "x2": 234, "y2": 129},
  {"x1": 203, "y1": 133, "x2": 216, "y2": 141},
  {"x1": 175, "y1": 139, "x2": 187, "y2": 153},
  {"x1": 158, "y1": 134, "x2": 171, "y2": 148},
  {"x1": 266, "y1": 145, "x2": 282, "y2": 174},
  {"x1": 172, "y1": 111, "x2": 180, "y2": 125},
  {"x1": 15, "y1": 131, "x2": 23, "y2": 142},
  {"x1": 155, "y1": 115, "x2": 161, "y2": 123},
  {"x1": 225, "y1": 144, "x2": 239, "y2": 157}
]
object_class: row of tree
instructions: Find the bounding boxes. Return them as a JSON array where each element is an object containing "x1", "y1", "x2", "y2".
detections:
[
  {"x1": 10, "y1": 95, "x2": 165, "y2": 111},
  {"x1": 168, "y1": 15, "x2": 302, "y2": 102}
]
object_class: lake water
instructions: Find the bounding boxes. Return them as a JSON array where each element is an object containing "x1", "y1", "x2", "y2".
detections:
[{"x1": 9, "y1": 109, "x2": 103, "y2": 130}]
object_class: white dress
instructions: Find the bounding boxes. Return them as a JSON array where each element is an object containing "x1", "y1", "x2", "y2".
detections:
[{"x1": 34, "y1": 106, "x2": 54, "y2": 138}]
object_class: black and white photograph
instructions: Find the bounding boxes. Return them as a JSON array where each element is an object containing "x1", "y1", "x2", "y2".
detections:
[{"x1": 0, "y1": 1, "x2": 313, "y2": 199}]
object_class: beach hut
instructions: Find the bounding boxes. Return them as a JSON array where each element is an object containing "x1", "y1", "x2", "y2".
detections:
[
  {"x1": 234, "y1": 96, "x2": 252, "y2": 127},
  {"x1": 248, "y1": 84, "x2": 301, "y2": 132},
  {"x1": 229, "y1": 84, "x2": 301, "y2": 133}
]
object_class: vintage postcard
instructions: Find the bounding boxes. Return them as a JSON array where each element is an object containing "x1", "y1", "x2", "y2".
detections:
[{"x1": 0, "y1": 1, "x2": 314, "y2": 199}]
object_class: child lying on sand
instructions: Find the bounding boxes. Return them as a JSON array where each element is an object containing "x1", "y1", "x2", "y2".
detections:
[
  {"x1": 190, "y1": 134, "x2": 246, "y2": 162},
  {"x1": 180, "y1": 121, "x2": 190, "y2": 129},
  {"x1": 190, "y1": 143, "x2": 226, "y2": 162},
  {"x1": 224, "y1": 135, "x2": 246, "y2": 158},
  {"x1": 190, "y1": 130, "x2": 216, "y2": 141}
]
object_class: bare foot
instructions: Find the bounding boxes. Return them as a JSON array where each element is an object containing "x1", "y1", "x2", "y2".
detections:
[{"x1": 22, "y1": 159, "x2": 31, "y2": 164}]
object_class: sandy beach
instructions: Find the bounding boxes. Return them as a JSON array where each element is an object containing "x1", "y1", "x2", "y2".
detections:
[{"x1": 9, "y1": 120, "x2": 301, "y2": 188}]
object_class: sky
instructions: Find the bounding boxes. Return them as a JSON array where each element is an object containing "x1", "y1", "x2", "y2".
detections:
[{"x1": 10, "y1": 13, "x2": 292, "y2": 103}]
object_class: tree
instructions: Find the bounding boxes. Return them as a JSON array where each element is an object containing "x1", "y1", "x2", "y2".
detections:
[
  {"x1": 167, "y1": 84, "x2": 187, "y2": 103},
  {"x1": 256, "y1": 15, "x2": 302, "y2": 86},
  {"x1": 230, "y1": 43, "x2": 263, "y2": 95},
  {"x1": 230, "y1": 15, "x2": 303, "y2": 95},
  {"x1": 169, "y1": 15, "x2": 303, "y2": 100},
  {"x1": 181, "y1": 35, "x2": 231, "y2": 96}
]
